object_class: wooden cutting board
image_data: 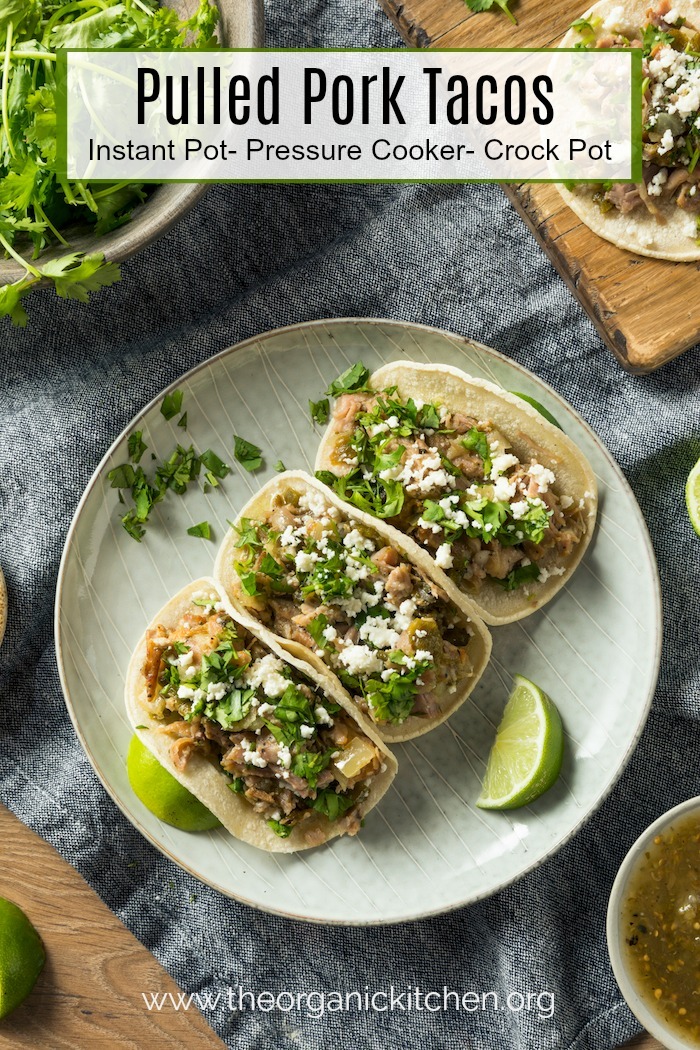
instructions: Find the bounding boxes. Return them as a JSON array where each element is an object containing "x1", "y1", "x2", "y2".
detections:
[
  {"x1": 379, "y1": 0, "x2": 700, "y2": 373},
  {"x1": 0, "y1": 805, "x2": 225, "y2": 1049}
]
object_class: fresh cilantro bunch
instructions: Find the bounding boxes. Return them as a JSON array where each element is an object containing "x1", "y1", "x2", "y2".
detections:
[{"x1": 0, "y1": 0, "x2": 218, "y2": 326}]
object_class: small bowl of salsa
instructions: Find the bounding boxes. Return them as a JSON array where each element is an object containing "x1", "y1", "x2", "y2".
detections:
[{"x1": 608, "y1": 796, "x2": 700, "y2": 1049}]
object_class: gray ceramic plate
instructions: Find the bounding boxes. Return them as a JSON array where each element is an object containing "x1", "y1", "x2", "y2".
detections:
[{"x1": 55, "y1": 319, "x2": 661, "y2": 924}]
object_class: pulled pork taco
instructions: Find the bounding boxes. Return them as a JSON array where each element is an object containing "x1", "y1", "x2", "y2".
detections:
[
  {"x1": 214, "y1": 472, "x2": 491, "y2": 743},
  {"x1": 314, "y1": 361, "x2": 597, "y2": 627},
  {"x1": 126, "y1": 578, "x2": 396, "y2": 852},
  {"x1": 559, "y1": 0, "x2": 700, "y2": 259}
]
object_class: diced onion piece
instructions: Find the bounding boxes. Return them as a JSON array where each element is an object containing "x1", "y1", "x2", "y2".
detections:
[{"x1": 333, "y1": 736, "x2": 376, "y2": 779}]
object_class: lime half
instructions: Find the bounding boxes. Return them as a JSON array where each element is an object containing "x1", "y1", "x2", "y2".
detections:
[
  {"x1": 510, "y1": 392, "x2": 563, "y2": 431},
  {"x1": 686, "y1": 456, "x2": 700, "y2": 537},
  {"x1": 0, "y1": 898, "x2": 46, "y2": 1019},
  {"x1": 477, "y1": 675, "x2": 564, "y2": 810},
  {"x1": 127, "y1": 735, "x2": 221, "y2": 832}
]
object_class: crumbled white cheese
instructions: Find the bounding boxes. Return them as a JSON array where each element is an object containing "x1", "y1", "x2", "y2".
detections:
[
  {"x1": 314, "y1": 705, "x2": 333, "y2": 725},
  {"x1": 294, "y1": 550, "x2": 317, "y2": 573},
  {"x1": 358, "y1": 616, "x2": 402, "y2": 649},
  {"x1": 177, "y1": 685, "x2": 196, "y2": 700},
  {"x1": 528, "y1": 463, "x2": 556, "y2": 493},
  {"x1": 177, "y1": 650, "x2": 193, "y2": 669},
  {"x1": 435, "y1": 543, "x2": 454, "y2": 570},
  {"x1": 414, "y1": 649, "x2": 434, "y2": 663},
  {"x1": 647, "y1": 169, "x2": 668, "y2": 196},
  {"x1": 206, "y1": 682, "x2": 227, "y2": 702},
  {"x1": 277, "y1": 744, "x2": 292, "y2": 769},
  {"x1": 245, "y1": 654, "x2": 289, "y2": 698},
  {"x1": 493, "y1": 475, "x2": 517, "y2": 502},
  {"x1": 298, "y1": 489, "x2": 329, "y2": 518},
  {"x1": 343, "y1": 528, "x2": 375, "y2": 552},
  {"x1": 299, "y1": 724, "x2": 315, "y2": 739},
  {"x1": 322, "y1": 624, "x2": 338, "y2": 642},
  {"x1": 657, "y1": 128, "x2": 675, "y2": 155},
  {"x1": 338, "y1": 644, "x2": 384, "y2": 676},
  {"x1": 243, "y1": 746, "x2": 268, "y2": 768},
  {"x1": 560, "y1": 495, "x2": 574, "y2": 509},
  {"x1": 490, "y1": 453, "x2": 518, "y2": 479}
]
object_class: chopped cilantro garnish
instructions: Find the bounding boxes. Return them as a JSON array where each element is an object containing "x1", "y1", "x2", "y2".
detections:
[
  {"x1": 177, "y1": 413, "x2": 188, "y2": 429},
  {"x1": 108, "y1": 464, "x2": 136, "y2": 489},
  {"x1": 161, "y1": 390, "x2": 183, "y2": 421},
  {"x1": 267, "y1": 819, "x2": 292, "y2": 838},
  {"x1": 274, "y1": 460, "x2": 286, "y2": 473},
  {"x1": 233, "y1": 434, "x2": 263, "y2": 472},
  {"x1": 309, "y1": 398, "x2": 330, "y2": 425},
  {"x1": 365, "y1": 664, "x2": 431, "y2": 725},
  {"x1": 110, "y1": 437, "x2": 229, "y2": 542},
  {"x1": 200, "y1": 449, "x2": 230, "y2": 479},
  {"x1": 128, "y1": 432, "x2": 147, "y2": 464},
  {"x1": 500, "y1": 562, "x2": 541, "y2": 591},
  {"x1": 291, "y1": 750, "x2": 331, "y2": 789},
  {"x1": 187, "y1": 521, "x2": 211, "y2": 539},
  {"x1": 308, "y1": 613, "x2": 331, "y2": 649},
  {"x1": 642, "y1": 24, "x2": 674, "y2": 54},
  {"x1": 461, "y1": 427, "x2": 492, "y2": 476},
  {"x1": 313, "y1": 789, "x2": 355, "y2": 822},
  {"x1": 464, "y1": 0, "x2": 517, "y2": 24},
  {"x1": 236, "y1": 569, "x2": 259, "y2": 596},
  {"x1": 316, "y1": 469, "x2": 405, "y2": 521},
  {"x1": 326, "y1": 362, "x2": 370, "y2": 397},
  {"x1": 230, "y1": 777, "x2": 245, "y2": 794}
]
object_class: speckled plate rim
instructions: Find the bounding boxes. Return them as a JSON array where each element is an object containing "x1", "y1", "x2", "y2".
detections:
[{"x1": 54, "y1": 317, "x2": 663, "y2": 925}]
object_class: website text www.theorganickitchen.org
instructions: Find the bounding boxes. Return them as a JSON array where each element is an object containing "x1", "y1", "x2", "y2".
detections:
[{"x1": 141, "y1": 985, "x2": 555, "y2": 1020}]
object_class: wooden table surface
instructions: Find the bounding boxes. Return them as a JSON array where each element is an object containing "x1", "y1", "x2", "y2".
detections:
[{"x1": 0, "y1": 804, "x2": 225, "y2": 1049}]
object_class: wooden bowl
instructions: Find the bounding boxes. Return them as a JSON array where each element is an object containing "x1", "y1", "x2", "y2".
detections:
[{"x1": 0, "y1": 0, "x2": 264, "y2": 287}]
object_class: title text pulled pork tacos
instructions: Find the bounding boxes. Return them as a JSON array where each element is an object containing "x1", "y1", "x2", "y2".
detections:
[
  {"x1": 314, "y1": 361, "x2": 597, "y2": 626},
  {"x1": 559, "y1": 0, "x2": 700, "y2": 260},
  {"x1": 126, "y1": 578, "x2": 396, "y2": 852},
  {"x1": 214, "y1": 472, "x2": 491, "y2": 743}
]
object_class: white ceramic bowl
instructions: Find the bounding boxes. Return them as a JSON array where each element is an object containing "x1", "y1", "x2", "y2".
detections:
[{"x1": 607, "y1": 795, "x2": 700, "y2": 1050}]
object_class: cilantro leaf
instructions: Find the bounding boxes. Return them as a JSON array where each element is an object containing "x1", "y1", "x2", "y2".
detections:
[
  {"x1": 187, "y1": 521, "x2": 211, "y2": 539},
  {"x1": 233, "y1": 434, "x2": 263, "y2": 472},
  {"x1": 313, "y1": 789, "x2": 355, "y2": 822},
  {"x1": 308, "y1": 613, "x2": 330, "y2": 649},
  {"x1": 309, "y1": 398, "x2": 330, "y2": 425},
  {"x1": 38, "y1": 253, "x2": 121, "y2": 303},
  {"x1": 326, "y1": 362, "x2": 370, "y2": 397},
  {"x1": 128, "y1": 431, "x2": 147, "y2": 464},
  {"x1": 267, "y1": 818, "x2": 292, "y2": 838},
  {"x1": 500, "y1": 562, "x2": 541, "y2": 591},
  {"x1": 161, "y1": 390, "x2": 183, "y2": 421},
  {"x1": 200, "y1": 448, "x2": 230, "y2": 479},
  {"x1": 274, "y1": 460, "x2": 286, "y2": 473},
  {"x1": 465, "y1": 0, "x2": 517, "y2": 22}
]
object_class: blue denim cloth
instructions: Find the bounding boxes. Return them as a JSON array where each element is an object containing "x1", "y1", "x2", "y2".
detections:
[{"x1": 1, "y1": 2, "x2": 700, "y2": 1048}]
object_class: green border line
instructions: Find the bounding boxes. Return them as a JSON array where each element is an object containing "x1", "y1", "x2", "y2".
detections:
[{"x1": 57, "y1": 46, "x2": 640, "y2": 185}]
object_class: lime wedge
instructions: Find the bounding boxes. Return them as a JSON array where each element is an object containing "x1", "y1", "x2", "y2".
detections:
[
  {"x1": 127, "y1": 735, "x2": 221, "y2": 832},
  {"x1": 477, "y1": 675, "x2": 564, "y2": 810},
  {"x1": 0, "y1": 898, "x2": 45, "y2": 1019},
  {"x1": 686, "y1": 456, "x2": 700, "y2": 537},
  {"x1": 510, "y1": 392, "x2": 563, "y2": 430}
]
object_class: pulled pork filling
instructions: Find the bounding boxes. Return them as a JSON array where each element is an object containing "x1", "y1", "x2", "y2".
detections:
[
  {"x1": 231, "y1": 489, "x2": 474, "y2": 726},
  {"x1": 315, "y1": 376, "x2": 586, "y2": 597},
  {"x1": 573, "y1": 1, "x2": 700, "y2": 234},
  {"x1": 142, "y1": 590, "x2": 383, "y2": 842}
]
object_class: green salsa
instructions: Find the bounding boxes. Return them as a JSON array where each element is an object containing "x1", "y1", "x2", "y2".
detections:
[{"x1": 621, "y1": 812, "x2": 700, "y2": 1042}]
